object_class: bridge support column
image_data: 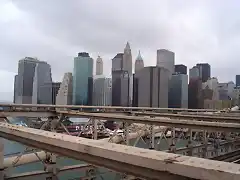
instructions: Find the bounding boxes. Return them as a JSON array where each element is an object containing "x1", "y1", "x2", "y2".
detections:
[
  {"x1": 45, "y1": 153, "x2": 58, "y2": 180},
  {"x1": 187, "y1": 129, "x2": 193, "y2": 156},
  {"x1": 149, "y1": 125, "x2": 155, "y2": 150},
  {"x1": 0, "y1": 138, "x2": 4, "y2": 180},
  {"x1": 123, "y1": 122, "x2": 129, "y2": 145},
  {"x1": 169, "y1": 128, "x2": 176, "y2": 153},
  {"x1": 202, "y1": 130, "x2": 208, "y2": 158},
  {"x1": 92, "y1": 119, "x2": 98, "y2": 140}
]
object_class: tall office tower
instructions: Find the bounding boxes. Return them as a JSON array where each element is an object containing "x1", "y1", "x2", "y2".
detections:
[
  {"x1": 189, "y1": 66, "x2": 200, "y2": 80},
  {"x1": 135, "y1": 66, "x2": 169, "y2": 108},
  {"x1": 202, "y1": 77, "x2": 219, "y2": 100},
  {"x1": 32, "y1": 61, "x2": 52, "y2": 104},
  {"x1": 132, "y1": 74, "x2": 138, "y2": 107},
  {"x1": 56, "y1": 72, "x2": 73, "y2": 105},
  {"x1": 93, "y1": 76, "x2": 112, "y2": 106},
  {"x1": 123, "y1": 42, "x2": 133, "y2": 75},
  {"x1": 96, "y1": 56, "x2": 103, "y2": 75},
  {"x1": 112, "y1": 53, "x2": 124, "y2": 71},
  {"x1": 16, "y1": 57, "x2": 39, "y2": 104},
  {"x1": 236, "y1": 75, "x2": 240, "y2": 87},
  {"x1": 156, "y1": 49, "x2": 175, "y2": 78},
  {"x1": 188, "y1": 78, "x2": 203, "y2": 109},
  {"x1": 196, "y1": 63, "x2": 211, "y2": 82},
  {"x1": 112, "y1": 52, "x2": 130, "y2": 106},
  {"x1": 123, "y1": 42, "x2": 133, "y2": 106},
  {"x1": 112, "y1": 70, "x2": 130, "y2": 106},
  {"x1": 174, "y1": 64, "x2": 187, "y2": 75},
  {"x1": 51, "y1": 82, "x2": 61, "y2": 104},
  {"x1": 13, "y1": 75, "x2": 18, "y2": 103},
  {"x1": 72, "y1": 52, "x2": 93, "y2": 105},
  {"x1": 135, "y1": 50, "x2": 144, "y2": 73},
  {"x1": 168, "y1": 74, "x2": 188, "y2": 108}
]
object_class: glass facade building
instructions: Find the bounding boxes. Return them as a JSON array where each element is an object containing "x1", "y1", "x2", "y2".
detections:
[
  {"x1": 32, "y1": 61, "x2": 52, "y2": 104},
  {"x1": 16, "y1": 57, "x2": 39, "y2": 104},
  {"x1": 73, "y1": 52, "x2": 93, "y2": 105}
]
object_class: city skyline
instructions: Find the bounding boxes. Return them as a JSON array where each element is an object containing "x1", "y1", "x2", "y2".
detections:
[{"x1": 1, "y1": 0, "x2": 240, "y2": 101}]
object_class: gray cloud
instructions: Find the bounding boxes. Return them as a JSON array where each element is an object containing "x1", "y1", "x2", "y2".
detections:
[{"x1": 1, "y1": 0, "x2": 240, "y2": 101}]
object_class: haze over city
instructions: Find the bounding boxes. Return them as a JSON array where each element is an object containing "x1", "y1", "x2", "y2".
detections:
[{"x1": 1, "y1": 0, "x2": 240, "y2": 101}]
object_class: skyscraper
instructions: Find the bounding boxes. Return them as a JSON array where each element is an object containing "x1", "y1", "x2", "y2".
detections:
[
  {"x1": 123, "y1": 42, "x2": 133, "y2": 106},
  {"x1": 93, "y1": 76, "x2": 112, "y2": 106},
  {"x1": 156, "y1": 49, "x2": 175, "y2": 77},
  {"x1": 196, "y1": 63, "x2": 211, "y2": 82},
  {"x1": 16, "y1": 57, "x2": 39, "y2": 104},
  {"x1": 174, "y1": 64, "x2": 187, "y2": 75},
  {"x1": 188, "y1": 78, "x2": 203, "y2": 109},
  {"x1": 56, "y1": 72, "x2": 73, "y2": 105},
  {"x1": 123, "y1": 42, "x2": 132, "y2": 75},
  {"x1": 13, "y1": 75, "x2": 18, "y2": 103},
  {"x1": 112, "y1": 53, "x2": 123, "y2": 72},
  {"x1": 32, "y1": 61, "x2": 52, "y2": 104},
  {"x1": 96, "y1": 56, "x2": 103, "y2": 75},
  {"x1": 168, "y1": 74, "x2": 188, "y2": 108},
  {"x1": 72, "y1": 52, "x2": 93, "y2": 105},
  {"x1": 135, "y1": 66, "x2": 169, "y2": 108},
  {"x1": 189, "y1": 66, "x2": 200, "y2": 80},
  {"x1": 236, "y1": 75, "x2": 240, "y2": 87},
  {"x1": 51, "y1": 82, "x2": 61, "y2": 104},
  {"x1": 112, "y1": 70, "x2": 130, "y2": 106},
  {"x1": 135, "y1": 50, "x2": 144, "y2": 73}
]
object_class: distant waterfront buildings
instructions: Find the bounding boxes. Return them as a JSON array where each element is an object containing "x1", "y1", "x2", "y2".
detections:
[
  {"x1": 72, "y1": 52, "x2": 93, "y2": 105},
  {"x1": 174, "y1": 64, "x2": 187, "y2": 75},
  {"x1": 32, "y1": 61, "x2": 52, "y2": 104},
  {"x1": 93, "y1": 76, "x2": 112, "y2": 106},
  {"x1": 56, "y1": 72, "x2": 73, "y2": 105},
  {"x1": 135, "y1": 66, "x2": 169, "y2": 108},
  {"x1": 168, "y1": 74, "x2": 188, "y2": 108},
  {"x1": 156, "y1": 49, "x2": 175, "y2": 78}
]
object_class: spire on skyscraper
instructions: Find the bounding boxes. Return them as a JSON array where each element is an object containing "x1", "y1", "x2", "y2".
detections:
[
  {"x1": 125, "y1": 41, "x2": 131, "y2": 49},
  {"x1": 136, "y1": 50, "x2": 143, "y2": 61},
  {"x1": 135, "y1": 50, "x2": 144, "y2": 73}
]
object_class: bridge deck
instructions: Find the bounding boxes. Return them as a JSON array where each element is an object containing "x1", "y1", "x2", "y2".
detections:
[
  {"x1": 59, "y1": 111, "x2": 240, "y2": 132},
  {"x1": 0, "y1": 123, "x2": 239, "y2": 180}
]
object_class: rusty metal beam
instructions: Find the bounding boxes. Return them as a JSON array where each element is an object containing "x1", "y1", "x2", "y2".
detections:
[
  {"x1": 0, "y1": 123, "x2": 239, "y2": 180},
  {"x1": 58, "y1": 111, "x2": 240, "y2": 132}
]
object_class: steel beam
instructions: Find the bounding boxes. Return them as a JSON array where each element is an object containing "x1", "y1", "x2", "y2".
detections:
[
  {"x1": 133, "y1": 112, "x2": 240, "y2": 123},
  {"x1": 58, "y1": 111, "x2": 240, "y2": 132},
  {"x1": 3, "y1": 126, "x2": 165, "y2": 167},
  {"x1": 0, "y1": 103, "x2": 225, "y2": 112},
  {"x1": 0, "y1": 123, "x2": 239, "y2": 180},
  {"x1": 5, "y1": 164, "x2": 94, "y2": 180},
  {"x1": 0, "y1": 112, "x2": 55, "y2": 118}
]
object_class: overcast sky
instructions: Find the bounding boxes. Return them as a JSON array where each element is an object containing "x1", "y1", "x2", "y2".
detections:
[{"x1": 0, "y1": 0, "x2": 240, "y2": 102}]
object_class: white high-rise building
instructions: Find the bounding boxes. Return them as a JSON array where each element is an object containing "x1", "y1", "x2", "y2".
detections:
[
  {"x1": 123, "y1": 42, "x2": 133, "y2": 106},
  {"x1": 156, "y1": 49, "x2": 175, "y2": 78},
  {"x1": 93, "y1": 75, "x2": 112, "y2": 106},
  {"x1": 56, "y1": 72, "x2": 73, "y2": 105},
  {"x1": 96, "y1": 56, "x2": 103, "y2": 75},
  {"x1": 135, "y1": 50, "x2": 144, "y2": 73},
  {"x1": 123, "y1": 42, "x2": 132, "y2": 75}
]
